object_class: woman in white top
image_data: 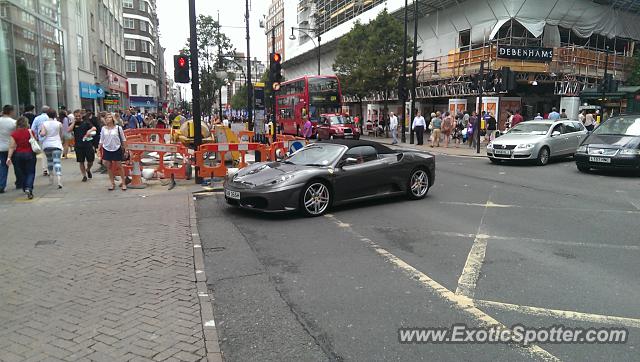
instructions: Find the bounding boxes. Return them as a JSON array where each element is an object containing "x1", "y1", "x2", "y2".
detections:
[
  {"x1": 39, "y1": 109, "x2": 64, "y2": 188},
  {"x1": 99, "y1": 113, "x2": 127, "y2": 191}
]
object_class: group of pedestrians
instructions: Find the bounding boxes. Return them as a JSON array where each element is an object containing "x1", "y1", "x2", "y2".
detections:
[{"x1": 0, "y1": 104, "x2": 132, "y2": 199}]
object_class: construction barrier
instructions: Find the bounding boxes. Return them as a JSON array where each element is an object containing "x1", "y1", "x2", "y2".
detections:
[
  {"x1": 194, "y1": 143, "x2": 269, "y2": 178},
  {"x1": 123, "y1": 128, "x2": 173, "y2": 144}
]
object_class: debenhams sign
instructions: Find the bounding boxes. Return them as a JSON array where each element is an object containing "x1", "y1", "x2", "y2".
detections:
[{"x1": 498, "y1": 45, "x2": 553, "y2": 62}]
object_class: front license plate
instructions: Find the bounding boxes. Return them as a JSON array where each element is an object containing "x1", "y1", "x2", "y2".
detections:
[
  {"x1": 589, "y1": 156, "x2": 611, "y2": 163},
  {"x1": 493, "y1": 149, "x2": 511, "y2": 155},
  {"x1": 225, "y1": 189, "x2": 240, "y2": 200}
]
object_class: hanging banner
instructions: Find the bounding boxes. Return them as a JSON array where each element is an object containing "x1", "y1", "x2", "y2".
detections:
[{"x1": 497, "y1": 46, "x2": 553, "y2": 62}]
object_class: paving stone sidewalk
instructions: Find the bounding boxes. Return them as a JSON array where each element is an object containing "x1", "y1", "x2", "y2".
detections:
[
  {"x1": 361, "y1": 134, "x2": 487, "y2": 157},
  {"x1": 0, "y1": 158, "x2": 209, "y2": 361}
]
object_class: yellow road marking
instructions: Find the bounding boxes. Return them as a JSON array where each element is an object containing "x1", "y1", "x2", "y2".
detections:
[
  {"x1": 475, "y1": 299, "x2": 640, "y2": 330},
  {"x1": 429, "y1": 231, "x2": 640, "y2": 251},
  {"x1": 325, "y1": 214, "x2": 560, "y2": 362},
  {"x1": 439, "y1": 201, "x2": 640, "y2": 215}
]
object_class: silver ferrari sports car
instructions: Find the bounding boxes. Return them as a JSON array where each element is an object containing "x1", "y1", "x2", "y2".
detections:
[{"x1": 223, "y1": 139, "x2": 435, "y2": 216}]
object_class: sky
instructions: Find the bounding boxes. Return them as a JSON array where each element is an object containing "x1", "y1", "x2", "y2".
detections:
[{"x1": 156, "y1": 0, "x2": 269, "y2": 98}]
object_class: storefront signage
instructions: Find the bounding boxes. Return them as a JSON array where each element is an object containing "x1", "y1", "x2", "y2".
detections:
[
  {"x1": 107, "y1": 70, "x2": 128, "y2": 93},
  {"x1": 497, "y1": 46, "x2": 553, "y2": 62},
  {"x1": 79, "y1": 82, "x2": 105, "y2": 99},
  {"x1": 104, "y1": 93, "x2": 120, "y2": 105},
  {"x1": 129, "y1": 96, "x2": 156, "y2": 108}
]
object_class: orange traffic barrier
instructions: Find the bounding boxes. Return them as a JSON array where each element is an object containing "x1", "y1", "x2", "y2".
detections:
[
  {"x1": 124, "y1": 128, "x2": 173, "y2": 143},
  {"x1": 237, "y1": 130, "x2": 254, "y2": 142},
  {"x1": 126, "y1": 142, "x2": 192, "y2": 180},
  {"x1": 268, "y1": 141, "x2": 286, "y2": 161},
  {"x1": 195, "y1": 143, "x2": 269, "y2": 178}
]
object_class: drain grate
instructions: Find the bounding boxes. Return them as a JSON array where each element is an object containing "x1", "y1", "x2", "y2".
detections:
[{"x1": 35, "y1": 240, "x2": 57, "y2": 247}]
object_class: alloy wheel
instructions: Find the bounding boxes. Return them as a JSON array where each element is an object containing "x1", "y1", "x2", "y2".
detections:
[
  {"x1": 303, "y1": 182, "x2": 330, "y2": 216},
  {"x1": 409, "y1": 170, "x2": 429, "y2": 198}
]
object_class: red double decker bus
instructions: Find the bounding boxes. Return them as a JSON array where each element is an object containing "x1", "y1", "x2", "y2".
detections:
[{"x1": 275, "y1": 75, "x2": 342, "y2": 136}]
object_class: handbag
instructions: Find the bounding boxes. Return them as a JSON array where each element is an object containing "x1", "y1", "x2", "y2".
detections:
[
  {"x1": 28, "y1": 129, "x2": 42, "y2": 154},
  {"x1": 116, "y1": 126, "x2": 130, "y2": 161}
]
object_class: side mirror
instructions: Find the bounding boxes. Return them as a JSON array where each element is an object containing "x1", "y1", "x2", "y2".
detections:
[
  {"x1": 342, "y1": 157, "x2": 358, "y2": 166},
  {"x1": 552, "y1": 131, "x2": 561, "y2": 137}
]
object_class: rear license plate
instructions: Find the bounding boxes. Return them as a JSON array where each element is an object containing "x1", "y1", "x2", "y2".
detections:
[
  {"x1": 589, "y1": 156, "x2": 611, "y2": 163},
  {"x1": 344, "y1": 134, "x2": 353, "y2": 138},
  {"x1": 225, "y1": 189, "x2": 240, "y2": 200},
  {"x1": 493, "y1": 149, "x2": 511, "y2": 155}
]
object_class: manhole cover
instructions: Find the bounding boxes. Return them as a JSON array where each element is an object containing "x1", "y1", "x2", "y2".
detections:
[{"x1": 35, "y1": 240, "x2": 57, "y2": 247}]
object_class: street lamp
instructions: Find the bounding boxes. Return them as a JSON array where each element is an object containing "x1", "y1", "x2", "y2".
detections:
[{"x1": 289, "y1": 27, "x2": 321, "y2": 75}]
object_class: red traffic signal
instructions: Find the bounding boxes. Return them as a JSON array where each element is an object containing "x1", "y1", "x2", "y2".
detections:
[
  {"x1": 174, "y1": 55, "x2": 190, "y2": 83},
  {"x1": 178, "y1": 56, "x2": 186, "y2": 68},
  {"x1": 271, "y1": 53, "x2": 282, "y2": 63}
]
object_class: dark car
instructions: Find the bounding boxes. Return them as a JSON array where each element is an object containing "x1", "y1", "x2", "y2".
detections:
[
  {"x1": 574, "y1": 114, "x2": 640, "y2": 172},
  {"x1": 224, "y1": 139, "x2": 435, "y2": 216},
  {"x1": 317, "y1": 114, "x2": 360, "y2": 140}
]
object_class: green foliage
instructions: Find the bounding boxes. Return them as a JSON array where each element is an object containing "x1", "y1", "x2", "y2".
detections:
[
  {"x1": 183, "y1": 15, "x2": 235, "y2": 117},
  {"x1": 230, "y1": 85, "x2": 248, "y2": 109},
  {"x1": 628, "y1": 50, "x2": 640, "y2": 86},
  {"x1": 333, "y1": 10, "x2": 419, "y2": 111}
]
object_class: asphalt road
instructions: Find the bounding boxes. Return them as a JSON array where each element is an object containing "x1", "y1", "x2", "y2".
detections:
[{"x1": 195, "y1": 153, "x2": 640, "y2": 362}]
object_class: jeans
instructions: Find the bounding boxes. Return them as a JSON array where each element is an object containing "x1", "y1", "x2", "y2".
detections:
[
  {"x1": 12, "y1": 152, "x2": 36, "y2": 191},
  {"x1": 391, "y1": 128, "x2": 398, "y2": 144},
  {"x1": 44, "y1": 148, "x2": 62, "y2": 176},
  {"x1": 0, "y1": 151, "x2": 7, "y2": 191}
]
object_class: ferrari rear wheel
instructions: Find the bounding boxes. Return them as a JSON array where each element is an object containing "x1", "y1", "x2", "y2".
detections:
[
  {"x1": 407, "y1": 169, "x2": 429, "y2": 200},
  {"x1": 300, "y1": 181, "x2": 331, "y2": 217}
]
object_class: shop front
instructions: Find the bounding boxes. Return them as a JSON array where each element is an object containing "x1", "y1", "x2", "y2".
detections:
[
  {"x1": 79, "y1": 82, "x2": 105, "y2": 111},
  {"x1": 129, "y1": 96, "x2": 157, "y2": 113},
  {"x1": 100, "y1": 68, "x2": 128, "y2": 112}
]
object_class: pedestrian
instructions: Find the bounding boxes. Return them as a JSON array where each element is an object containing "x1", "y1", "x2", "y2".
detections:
[
  {"x1": 468, "y1": 111, "x2": 478, "y2": 148},
  {"x1": 31, "y1": 105, "x2": 50, "y2": 176},
  {"x1": 441, "y1": 111, "x2": 453, "y2": 148},
  {"x1": 222, "y1": 116, "x2": 229, "y2": 128},
  {"x1": 560, "y1": 108, "x2": 568, "y2": 119},
  {"x1": 485, "y1": 112, "x2": 497, "y2": 143},
  {"x1": 302, "y1": 116, "x2": 313, "y2": 140},
  {"x1": 430, "y1": 112, "x2": 442, "y2": 147},
  {"x1": 453, "y1": 115, "x2": 464, "y2": 148},
  {"x1": 114, "y1": 112, "x2": 124, "y2": 127},
  {"x1": 136, "y1": 109, "x2": 144, "y2": 128},
  {"x1": 6, "y1": 117, "x2": 36, "y2": 199},
  {"x1": 511, "y1": 110, "x2": 524, "y2": 128},
  {"x1": 22, "y1": 105, "x2": 36, "y2": 126},
  {"x1": 40, "y1": 108, "x2": 64, "y2": 188},
  {"x1": 72, "y1": 113, "x2": 97, "y2": 182},
  {"x1": 60, "y1": 110, "x2": 74, "y2": 158},
  {"x1": 534, "y1": 112, "x2": 544, "y2": 120},
  {"x1": 0, "y1": 105, "x2": 17, "y2": 193},
  {"x1": 548, "y1": 107, "x2": 561, "y2": 120},
  {"x1": 584, "y1": 112, "x2": 596, "y2": 131},
  {"x1": 412, "y1": 111, "x2": 426, "y2": 145},
  {"x1": 389, "y1": 111, "x2": 398, "y2": 144},
  {"x1": 99, "y1": 113, "x2": 127, "y2": 191}
]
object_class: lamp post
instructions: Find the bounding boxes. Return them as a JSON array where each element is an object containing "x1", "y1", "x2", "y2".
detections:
[
  {"x1": 289, "y1": 27, "x2": 321, "y2": 75},
  {"x1": 400, "y1": 0, "x2": 408, "y2": 143},
  {"x1": 188, "y1": 0, "x2": 202, "y2": 183}
]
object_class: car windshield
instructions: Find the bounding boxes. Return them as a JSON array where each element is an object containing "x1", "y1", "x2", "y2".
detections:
[
  {"x1": 593, "y1": 116, "x2": 640, "y2": 136},
  {"x1": 284, "y1": 144, "x2": 345, "y2": 166},
  {"x1": 329, "y1": 115, "x2": 352, "y2": 125},
  {"x1": 508, "y1": 123, "x2": 551, "y2": 135}
]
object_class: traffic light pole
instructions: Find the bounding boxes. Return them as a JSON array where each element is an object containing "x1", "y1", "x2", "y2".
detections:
[
  {"x1": 245, "y1": 0, "x2": 253, "y2": 130},
  {"x1": 189, "y1": 0, "x2": 202, "y2": 183},
  {"x1": 476, "y1": 60, "x2": 484, "y2": 154},
  {"x1": 400, "y1": 0, "x2": 407, "y2": 144},
  {"x1": 271, "y1": 27, "x2": 276, "y2": 126},
  {"x1": 410, "y1": 0, "x2": 418, "y2": 145}
]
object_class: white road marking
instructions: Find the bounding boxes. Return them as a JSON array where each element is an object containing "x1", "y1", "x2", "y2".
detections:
[
  {"x1": 439, "y1": 201, "x2": 640, "y2": 215},
  {"x1": 325, "y1": 214, "x2": 559, "y2": 362},
  {"x1": 475, "y1": 299, "x2": 640, "y2": 329},
  {"x1": 429, "y1": 231, "x2": 640, "y2": 251}
]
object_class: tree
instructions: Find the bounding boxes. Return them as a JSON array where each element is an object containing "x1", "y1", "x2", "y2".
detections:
[
  {"x1": 628, "y1": 50, "x2": 640, "y2": 85},
  {"x1": 230, "y1": 85, "x2": 248, "y2": 109},
  {"x1": 333, "y1": 10, "x2": 418, "y2": 131},
  {"x1": 183, "y1": 15, "x2": 235, "y2": 118}
]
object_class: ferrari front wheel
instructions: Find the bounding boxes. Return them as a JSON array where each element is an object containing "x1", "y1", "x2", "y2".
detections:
[
  {"x1": 407, "y1": 168, "x2": 429, "y2": 200},
  {"x1": 300, "y1": 181, "x2": 331, "y2": 217}
]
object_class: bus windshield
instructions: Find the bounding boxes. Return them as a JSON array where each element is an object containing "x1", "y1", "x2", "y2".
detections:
[{"x1": 308, "y1": 78, "x2": 340, "y2": 121}]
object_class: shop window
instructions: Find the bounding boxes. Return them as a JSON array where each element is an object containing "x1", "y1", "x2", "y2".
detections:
[{"x1": 459, "y1": 29, "x2": 471, "y2": 51}]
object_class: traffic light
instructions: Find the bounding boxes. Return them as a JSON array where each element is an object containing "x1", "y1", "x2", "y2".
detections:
[
  {"x1": 174, "y1": 54, "x2": 190, "y2": 83},
  {"x1": 500, "y1": 67, "x2": 516, "y2": 92},
  {"x1": 397, "y1": 76, "x2": 407, "y2": 100},
  {"x1": 270, "y1": 53, "x2": 282, "y2": 86}
]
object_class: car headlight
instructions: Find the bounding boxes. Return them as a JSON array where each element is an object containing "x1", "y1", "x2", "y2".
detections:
[
  {"x1": 620, "y1": 149, "x2": 640, "y2": 155},
  {"x1": 487, "y1": 142, "x2": 493, "y2": 149},
  {"x1": 267, "y1": 174, "x2": 295, "y2": 185},
  {"x1": 516, "y1": 143, "x2": 535, "y2": 149},
  {"x1": 576, "y1": 145, "x2": 587, "y2": 153}
]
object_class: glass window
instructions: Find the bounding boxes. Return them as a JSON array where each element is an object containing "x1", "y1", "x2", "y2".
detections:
[
  {"x1": 594, "y1": 116, "x2": 640, "y2": 136},
  {"x1": 123, "y1": 17, "x2": 134, "y2": 29},
  {"x1": 77, "y1": 35, "x2": 85, "y2": 69},
  {"x1": 126, "y1": 60, "x2": 137, "y2": 72},
  {"x1": 138, "y1": 0, "x2": 146, "y2": 11},
  {"x1": 124, "y1": 38, "x2": 135, "y2": 50},
  {"x1": 140, "y1": 40, "x2": 148, "y2": 53},
  {"x1": 343, "y1": 146, "x2": 378, "y2": 163},
  {"x1": 123, "y1": 0, "x2": 133, "y2": 8},
  {"x1": 145, "y1": 84, "x2": 149, "y2": 95},
  {"x1": 131, "y1": 83, "x2": 137, "y2": 95},
  {"x1": 563, "y1": 122, "x2": 578, "y2": 133},
  {"x1": 139, "y1": 20, "x2": 147, "y2": 32}
]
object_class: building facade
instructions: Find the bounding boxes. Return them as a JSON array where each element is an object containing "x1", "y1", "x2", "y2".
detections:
[
  {"x1": 266, "y1": 0, "x2": 285, "y2": 60},
  {"x1": 221, "y1": 52, "x2": 266, "y2": 109},
  {"x1": 0, "y1": 0, "x2": 66, "y2": 112},
  {"x1": 283, "y1": 0, "x2": 640, "y2": 124},
  {"x1": 123, "y1": 0, "x2": 161, "y2": 113}
]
